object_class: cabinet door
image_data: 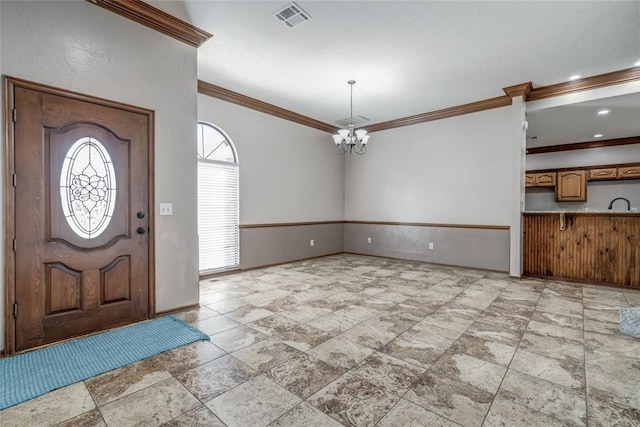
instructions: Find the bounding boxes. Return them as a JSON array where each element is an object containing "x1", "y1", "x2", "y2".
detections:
[
  {"x1": 617, "y1": 166, "x2": 640, "y2": 179},
  {"x1": 556, "y1": 170, "x2": 587, "y2": 201},
  {"x1": 589, "y1": 168, "x2": 617, "y2": 180},
  {"x1": 536, "y1": 172, "x2": 556, "y2": 187},
  {"x1": 525, "y1": 174, "x2": 535, "y2": 187}
]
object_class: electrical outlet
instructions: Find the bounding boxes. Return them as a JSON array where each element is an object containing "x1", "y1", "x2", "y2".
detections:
[
  {"x1": 310, "y1": 239, "x2": 315, "y2": 247},
  {"x1": 428, "y1": 242, "x2": 434, "y2": 250},
  {"x1": 367, "y1": 237, "x2": 372, "y2": 244}
]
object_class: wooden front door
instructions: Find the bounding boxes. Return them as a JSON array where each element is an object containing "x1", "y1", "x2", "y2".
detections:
[{"x1": 10, "y1": 82, "x2": 153, "y2": 351}]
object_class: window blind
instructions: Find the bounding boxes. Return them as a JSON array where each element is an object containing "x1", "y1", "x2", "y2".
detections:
[{"x1": 197, "y1": 160, "x2": 239, "y2": 273}]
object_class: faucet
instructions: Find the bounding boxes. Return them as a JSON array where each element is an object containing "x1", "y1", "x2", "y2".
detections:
[{"x1": 608, "y1": 197, "x2": 631, "y2": 211}]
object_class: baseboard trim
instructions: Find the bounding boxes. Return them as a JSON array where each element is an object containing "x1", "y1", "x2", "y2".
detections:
[
  {"x1": 211, "y1": 253, "x2": 345, "y2": 277},
  {"x1": 343, "y1": 251, "x2": 508, "y2": 274},
  {"x1": 523, "y1": 273, "x2": 632, "y2": 290},
  {"x1": 240, "y1": 252, "x2": 344, "y2": 273}
]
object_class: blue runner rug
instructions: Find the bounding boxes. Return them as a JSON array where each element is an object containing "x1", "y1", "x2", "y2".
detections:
[
  {"x1": 0, "y1": 315, "x2": 208, "y2": 410},
  {"x1": 620, "y1": 307, "x2": 640, "y2": 339}
]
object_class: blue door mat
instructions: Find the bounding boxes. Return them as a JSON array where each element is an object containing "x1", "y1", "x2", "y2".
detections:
[
  {"x1": 0, "y1": 315, "x2": 208, "y2": 410},
  {"x1": 620, "y1": 307, "x2": 640, "y2": 339}
]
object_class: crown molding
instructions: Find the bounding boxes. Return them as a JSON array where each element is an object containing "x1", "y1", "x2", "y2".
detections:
[
  {"x1": 503, "y1": 82, "x2": 534, "y2": 98},
  {"x1": 201, "y1": 67, "x2": 640, "y2": 135},
  {"x1": 527, "y1": 67, "x2": 640, "y2": 101},
  {"x1": 526, "y1": 135, "x2": 640, "y2": 155},
  {"x1": 365, "y1": 96, "x2": 512, "y2": 133},
  {"x1": 87, "y1": 0, "x2": 212, "y2": 48},
  {"x1": 198, "y1": 80, "x2": 338, "y2": 133}
]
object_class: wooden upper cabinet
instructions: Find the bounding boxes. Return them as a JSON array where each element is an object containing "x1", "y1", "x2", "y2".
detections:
[
  {"x1": 556, "y1": 170, "x2": 587, "y2": 201},
  {"x1": 536, "y1": 173, "x2": 556, "y2": 186},
  {"x1": 525, "y1": 172, "x2": 556, "y2": 188},
  {"x1": 589, "y1": 168, "x2": 617, "y2": 180},
  {"x1": 525, "y1": 174, "x2": 535, "y2": 187},
  {"x1": 618, "y1": 165, "x2": 640, "y2": 179},
  {"x1": 589, "y1": 166, "x2": 640, "y2": 181}
]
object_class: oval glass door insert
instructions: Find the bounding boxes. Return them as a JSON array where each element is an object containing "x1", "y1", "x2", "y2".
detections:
[{"x1": 60, "y1": 137, "x2": 117, "y2": 239}]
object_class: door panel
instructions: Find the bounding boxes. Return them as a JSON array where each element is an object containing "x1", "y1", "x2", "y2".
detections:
[
  {"x1": 100, "y1": 256, "x2": 131, "y2": 304},
  {"x1": 14, "y1": 87, "x2": 151, "y2": 351},
  {"x1": 45, "y1": 263, "x2": 82, "y2": 315}
]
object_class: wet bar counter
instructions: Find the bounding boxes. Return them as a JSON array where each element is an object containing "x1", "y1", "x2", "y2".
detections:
[{"x1": 523, "y1": 212, "x2": 640, "y2": 288}]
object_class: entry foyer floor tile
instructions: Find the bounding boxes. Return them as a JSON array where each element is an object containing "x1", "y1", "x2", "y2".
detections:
[{"x1": 1, "y1": 253, "x2": 639, "y2": 426}]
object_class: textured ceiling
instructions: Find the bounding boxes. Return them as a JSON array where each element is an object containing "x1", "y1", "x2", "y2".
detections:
[
  {"x1": 151, "y1": 1, "x2": 640, "y2": 135},
  {"x1": 526, "y1": 92, "x2": 640, "y2": 147}
]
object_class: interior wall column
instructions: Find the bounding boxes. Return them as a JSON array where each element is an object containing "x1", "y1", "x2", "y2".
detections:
[{"x1": 510, "y1": 96, "x2": 526, "y2": 277}]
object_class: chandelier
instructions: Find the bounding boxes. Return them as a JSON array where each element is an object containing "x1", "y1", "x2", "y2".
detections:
[{"x1": 332, "y1": 80, "x2": 369, "y2": 155}]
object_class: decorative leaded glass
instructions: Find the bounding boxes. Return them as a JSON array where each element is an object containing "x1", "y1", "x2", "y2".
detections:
[{"x1": 60, "y1": 137, "x2": 116, "y2": 239}]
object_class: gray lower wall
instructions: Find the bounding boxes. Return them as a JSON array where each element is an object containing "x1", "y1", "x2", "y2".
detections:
[
  {"x1": 240, "y1": 223, "x2": 344, "y2": 269},
  {"x1": 344, "y1": 223, "x2": 510, "y2": 272}
]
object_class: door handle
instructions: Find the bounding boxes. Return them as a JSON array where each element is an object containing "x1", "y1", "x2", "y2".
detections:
[
  {"x1": 137, "y1": 211, "x2": 145, "y2": 219},
  {"x1": 136, "y1": 227, "x2": 147, "y2": 235}
]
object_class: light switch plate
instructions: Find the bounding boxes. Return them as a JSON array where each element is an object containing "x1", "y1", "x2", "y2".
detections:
[{"x1": 159, "y1": 203, "x2": 173, "y2": 216}]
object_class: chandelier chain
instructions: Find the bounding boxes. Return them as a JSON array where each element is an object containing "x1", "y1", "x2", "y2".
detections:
[{"x1": 350, "y1": 81, "x2": 354, "y2": 125}]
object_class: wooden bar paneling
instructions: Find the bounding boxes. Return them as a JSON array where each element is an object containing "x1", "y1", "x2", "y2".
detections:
[{"x1": 523, "y1": 213, "x2": 640, "y2": 288}]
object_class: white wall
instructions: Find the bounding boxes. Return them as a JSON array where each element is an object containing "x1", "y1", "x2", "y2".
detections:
[
  {"x1": 526, "y1": 144, "x2": 640, "y2": 211},
  {"x1": 345, "y1": 106, "x2": 514, "y2": 225},
  {"x1": 1, "y1": 1, "x2": 200, "y2": 350},
  {"x1": 343, "y1": 106, "x2": 517, "y2": 274},
  {"x1": 198, "y1": 94, "x2": 345, "y2": 224}
]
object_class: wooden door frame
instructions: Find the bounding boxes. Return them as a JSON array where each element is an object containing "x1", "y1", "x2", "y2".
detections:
[{"x1": 3, "y1": 76, "x2": 156, "y2": 355}]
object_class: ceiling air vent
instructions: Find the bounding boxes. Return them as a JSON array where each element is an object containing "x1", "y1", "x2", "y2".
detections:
[
  {"x1": 273, "y1": 2, "x2": 312, "y2": 28},
  {"x1": 335, "y1": 115, "x2": 370, "y2": 127}
]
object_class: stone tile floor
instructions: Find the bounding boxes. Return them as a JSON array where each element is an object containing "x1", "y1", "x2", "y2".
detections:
[{"x1": 2, "y1": 254, "x2": 640, "y2": 426}]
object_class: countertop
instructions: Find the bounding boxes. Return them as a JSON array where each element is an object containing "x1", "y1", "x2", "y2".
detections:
[{"x1": 524, "y1": 210, "x2": 639, "y2": 214}]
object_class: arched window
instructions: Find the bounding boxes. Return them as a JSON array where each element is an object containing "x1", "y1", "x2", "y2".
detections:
[{"x1": 197, "y1": 122, "x2": 239, "y2": 273}]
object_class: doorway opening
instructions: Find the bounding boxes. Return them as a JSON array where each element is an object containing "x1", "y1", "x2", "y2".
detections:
[{"x1": 4, "y1": 76, "x2": 155, "y2": 354}]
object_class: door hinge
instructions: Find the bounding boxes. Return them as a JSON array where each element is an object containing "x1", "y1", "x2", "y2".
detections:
[
  {"x1": 12, "y1": 173, "x2": 16, "y2": 187},
  {"x1": 13, "y1": 238, "x2": 17, "y2": 252},
  {"x1": 13, "y1": 303, "x2": 18, "y2": 319},
  {"x1": 12, "y1": 109, "x2": 17, "y2": 123}
]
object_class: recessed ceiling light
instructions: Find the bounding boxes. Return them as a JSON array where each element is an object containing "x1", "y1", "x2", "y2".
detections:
[
  {"x1": 569, "y1": 75, "x2": 581, "y2": 81},
  {"x1": 597, "y1": 109, "x2": 611, "y2": 115},
  {"x1": 593, "y1": 134, "x2": 603, "y2": 138}
]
